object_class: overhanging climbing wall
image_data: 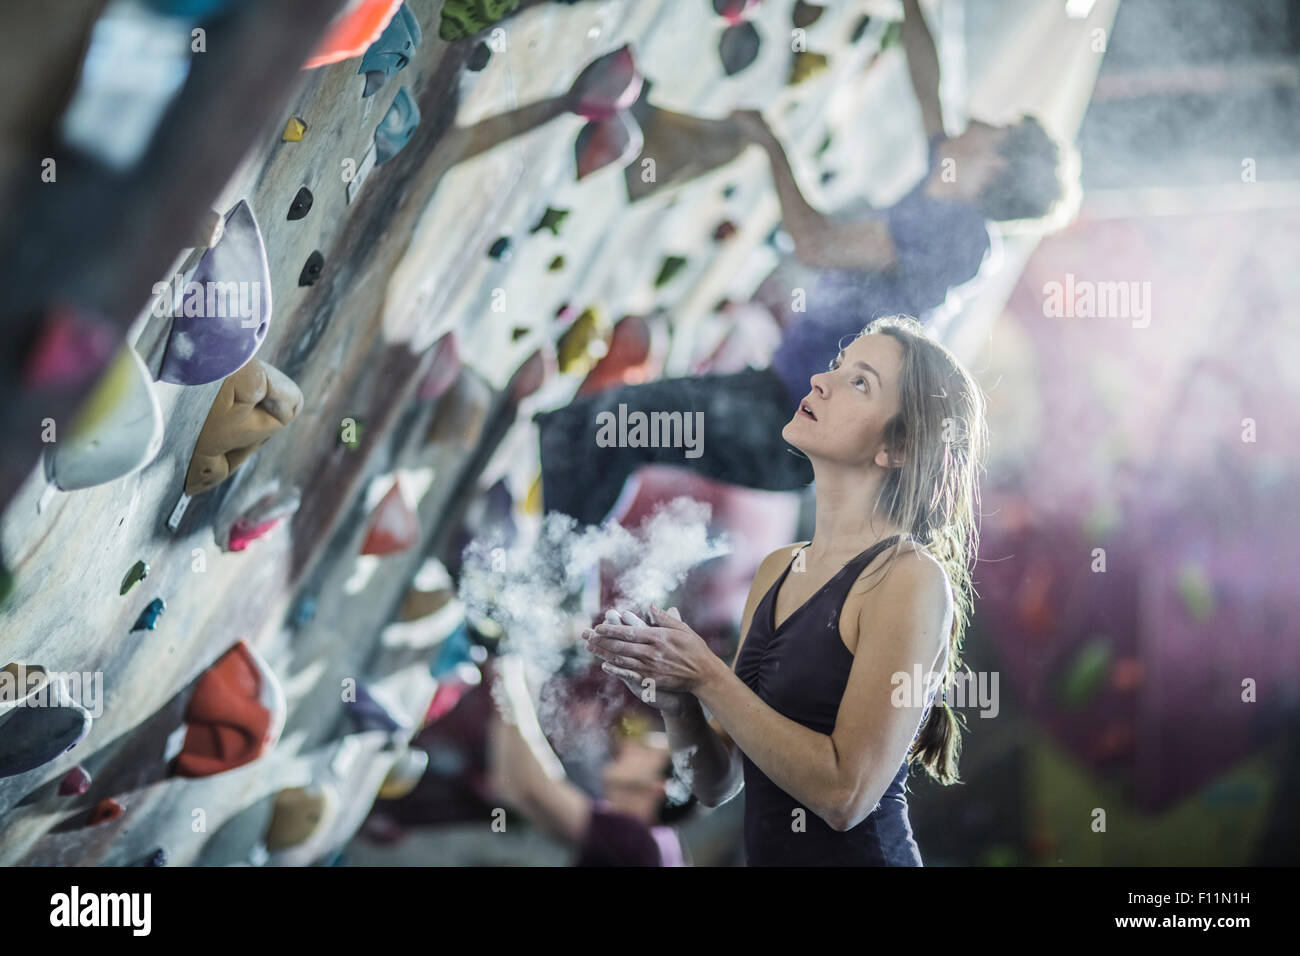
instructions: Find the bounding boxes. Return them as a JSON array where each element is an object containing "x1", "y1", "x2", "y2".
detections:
[{"x1": 0, "y1": 0, "x2": 935, "y2": 865}]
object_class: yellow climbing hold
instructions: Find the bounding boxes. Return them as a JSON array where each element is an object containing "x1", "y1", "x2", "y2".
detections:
[
  {"x1": 524, "y1": 473, "x2": 543, "y2": 516},
  {"x1": 282, "y1": 117, "x2": 307, "y2": 142}
]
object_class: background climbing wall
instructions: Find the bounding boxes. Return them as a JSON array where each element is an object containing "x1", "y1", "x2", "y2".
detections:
[{"x1": 1, "y1": 0, "x2": 985, "y2": 866}]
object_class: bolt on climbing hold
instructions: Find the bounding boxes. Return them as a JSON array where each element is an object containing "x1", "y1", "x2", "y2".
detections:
[
  {"x1": 282, "y1": 117, "x2": 307, "y2": 141},
  {"x1": 530, "y1": 206, "x2": 569, "y2": 236}
]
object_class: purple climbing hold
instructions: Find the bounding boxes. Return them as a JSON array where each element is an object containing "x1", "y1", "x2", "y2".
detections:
[
  {"x1": 60, "y1": 765, "x2": 92, "y2": 795},
  {"x1": 146, "y1": 847, "x2": 168, "y2": 866},
  {"x1": 346, "y1": 681, "x2": 410, "y2": 735},
  {"x1": 158, "y1": 200, "x2": 272, "y2": 386},
  {"x1": 719, "y1": 21, "x2": 761, "y2": 75},
  {"x1": 575, "y1": 111, "x2": 643, "y2": 180},
  {"x1": 567, "y1": 44, "x2": 643, "y2": 121}
]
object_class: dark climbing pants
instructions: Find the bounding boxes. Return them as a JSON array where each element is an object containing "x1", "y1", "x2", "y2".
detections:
[{"x1": 534, "y1": 366, "x2": 814, "y2": 526}]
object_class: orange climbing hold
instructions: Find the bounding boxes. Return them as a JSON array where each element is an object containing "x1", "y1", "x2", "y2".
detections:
[
  {"x1": 175, "y1": 641, "x2": 286, "y2": 778},
  {"x1": 303, "y1": 0, "x2": 406, "y2": 69}
]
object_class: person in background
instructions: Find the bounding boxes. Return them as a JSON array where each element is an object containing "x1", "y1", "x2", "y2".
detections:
[
  {"x1": 486, "y1": 654, "x2": 695, "y2": 866},
  {"x1": 535, "y1": 0, "x2": 1073, "y2": 527}
]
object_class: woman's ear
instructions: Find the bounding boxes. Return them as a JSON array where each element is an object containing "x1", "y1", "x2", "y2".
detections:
[{"x1": 875, "y1": 446, "x2": 905, "y2": 469}]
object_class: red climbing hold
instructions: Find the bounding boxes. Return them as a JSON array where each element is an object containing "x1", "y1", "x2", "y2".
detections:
[
  {"x1": 361, "y1": 481, "x2": 420, "y2": 556},
  {"x1": 88, "y1": 798, "x2": 123, "y2": 825}
]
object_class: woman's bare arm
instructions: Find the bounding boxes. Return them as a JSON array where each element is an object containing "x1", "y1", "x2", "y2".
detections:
[
  {"x1": 732, "y1": 111, "x2": 898, "y2": 272},
  {"x1": 902, "y1": 0, "x2": 946, "y2": 140}
]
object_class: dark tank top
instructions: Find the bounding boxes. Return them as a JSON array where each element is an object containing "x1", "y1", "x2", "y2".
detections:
[{"x1": 735, "y1": 534, "x2": 934, "y2": 866}]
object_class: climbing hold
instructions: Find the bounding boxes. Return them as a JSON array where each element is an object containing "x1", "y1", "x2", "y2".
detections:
[
  {"x1": 131, "y1": 598, "x2": 165, "y2": 632},
  {"x1": 159, "y1": 200, "x2": 273, "y2": 386},
  {"x1": 713, "y1": 0, "x2": 759, "y2": 24},
  {"x1": 224, "y1": 486, "x2": 301, "y2": 552},
  {"x1": 507, "y1": 349, "x2": 550, "y2": 403},
  {"x1": 578, "y1": 314, "x2": 653, "y2": 397},
  {"x1": 48, "y1": 345, "x2": 164, "y2": 492},
  {"x1": 145, "y1": 847, "x2": 168, "y2": 866},
  {"x1": 654, "y1": 255, "x2": 688, "y2": 288},
  {"x1": 712, "y1": 220, "x2": 737, "y2": 241},
  {"x1": 488, "y1": 236, "x2": 511, "y2": 261},
  {"x1": 567, "y1": 44, "x2": 643, "y2": 121},
  {"x1": 361, "y1": 481, "x2": 420, "y2": 556},
  {"x1": 425, "y1": 369, "x2": 492, "y2": 449},
  {"x1": 60, "y1": 766, "x2": 92, "y2": 796},
  {"x1": 174, "y1": 640, "x2": 286, "y2": 778},
  {"x1": 530, "y1": 206, "x2": 569, "y2": 236},
  {"x1": 0, "y1": 663, "x2": 93, "y2": 779},
  {"x1": 88, "y1": 799, "x2": 123, "y2": 826},
  {"x1": 548, "y1": 255, "x2": 565, "y2": 271},
  {"x1": 378, "y1": 748, "x2": 429, "y2": 800},
  {"x1": 281, "y1": 116, "x2": 308, "y2": 142},
  {"x1": 793, "y1": 1, "x2": 824, "y2": 28},
  {"x1": 850, "y1": 14, "x2": 872, "y2": 44},
  {"x1": 439, "y1": 0, "x2": 522, "y2": 42},
  {"x1": 719, "y1": 21, "x2": 761, "y2": 75},
  {"x1": 339, "y1": 416, "x2": 365, "y2": 450},
  {"x1": 820, "y1": 169, "x2": 837, "y2": 185},
  {"x1": 1176, "y1": 561, "x2": 1215, "y2": 622},
  {"x1": 511, "y1": 327, "x2": 529, "y2": 341},
  {"x1": 298, "y1": 250, "x2": 325, "y2": 286},
  {"x1": 575, "y1": 111, "x2": 644, "y2": 180},
  {"x1": 0, "y1": 559, "x2": 11, "y2": 608},
  {"x1": 555, "y1": 302, "x2": 576, "y2": 324},
  {"x1": 184, "y1": 359, "x2": 303, "y2": 497},
  {"x1": 417, "y1": 333, "x2": 461, "y2": 401},
  {"x1": 21, "y1": 307, "x2": 118, "y2": 391},
  {"x1": 287, "y1": 186, "x2": 313, "y2": 221},
  {"x1": 789, "y1": 50, "x2": 829, "y2": 85},
  {"x1": 1060, "y1": 636, "x2": 1112, "y2": 708},
  {"x1": 374, "y1": 87, "x2": 420, "y2": 165},
  {"x1": 721, "y1": 183, "x2": 738, "y2": 199},
  {"x1": 267, "y1": 783, "x2": 339, "y2": 851},
  {"x1": 120, "y1": 560, "x2": 149, "y2": 596},
  {"x1": 556, "y1": 307, "x2": 607, "y2": 375},
  {"x1": 346, "y1": 681, "x2": 410, "y2": 734},
  {"x1": 398, "y1": 586, "x2": 455, "y2": 622},
  {"x1": 304, "y1": 0, "x2": 406, "y2": 69},
  {"x1": 359, "y1": 2, "x2": 421, "y2": 97},
  {"x1": 524, "y1": 472, "x2": 542, "y2": 516},
  {"x1": 467, "y1": 41, "x2": 492, "y2": 71},
  {"x1": 290, "y1": 595, "x2": 318, "y2": 628}
]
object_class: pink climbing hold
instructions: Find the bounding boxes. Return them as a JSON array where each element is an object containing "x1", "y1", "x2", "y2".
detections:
[
  {"x1": 228, "y1": 517, "x2": 283, "y2": 552},
  {"x1": 361, "y1": 481, "x2": 420, "y2": 556},
  {"x1": 417, "y1": 333, "x2": 461, "y2": 401},
  {"x1": 714, "y1": 0, "x2": 761, "y2": 26},
  {"x1": 575, "y1": 111, "x2": 644, "y2": 180},
  {"x1": 60, "y1": 765, "x2": 92, "y2": 796},
  {"x1": 567, "y1": 44, "x2": 643, "y2": 121},
  {"x1": 508, "y1": 349, "x2": 552, "y2": 404},
  {"x1": 22, "y1": 307, "x2": 118, "y2": 390}
]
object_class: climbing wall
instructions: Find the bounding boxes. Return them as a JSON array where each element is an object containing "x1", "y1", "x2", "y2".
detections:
[{"x1": 0, "y1": 0, "x2": 932, "y2": 865}]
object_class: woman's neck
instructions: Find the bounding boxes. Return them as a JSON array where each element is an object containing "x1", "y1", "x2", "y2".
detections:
[{"x1": 804, "y1": 464, "x2": 907, "y2": 565}]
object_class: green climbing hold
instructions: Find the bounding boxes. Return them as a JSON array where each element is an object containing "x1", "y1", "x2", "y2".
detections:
[
  {"x1": 548, "y1": 255, "x2": 565, "y2": 271},
  {"x1": 530, "y1": 206, "x2": 569, "y2": 237},
  {"x1": 120, "y1": 560, "x2": 149, "y2": 596},
  {"x1": 439, "y1": 0, "x2": 522, "y2": 42},
  {"x1": 1176, "y1": 561, "x2": 1215, "y2": 622},
  {"x1": 654, "y1": 255, "x2": 687, "y2": 288},
  {"x1": 1060, "y1": 636, "x2": 1112, "y2": 709}
]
